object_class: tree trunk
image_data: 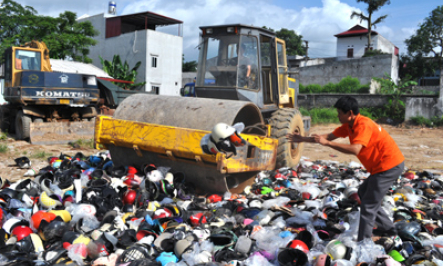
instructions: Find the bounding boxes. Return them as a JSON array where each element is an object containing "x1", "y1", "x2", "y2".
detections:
[{"x1": 367, "y1": 13, "x2": 372, "y2": 50}]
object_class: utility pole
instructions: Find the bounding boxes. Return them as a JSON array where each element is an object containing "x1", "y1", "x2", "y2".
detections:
[{"x1": 304, "y1": 40, "x2": 309, "y2": 59}]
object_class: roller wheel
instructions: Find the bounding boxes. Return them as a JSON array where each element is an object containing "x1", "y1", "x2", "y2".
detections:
[
  {"x1": 15, "y1": 110, "x2": 31, "y2": 140},
  {"x1": 269, "y1": 108, "x2": 305, "y2": 169}
]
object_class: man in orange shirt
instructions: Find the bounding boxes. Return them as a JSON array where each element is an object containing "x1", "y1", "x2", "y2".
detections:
[{"x1": 288, "y1": 96, "x2": 404, "y2": 241}]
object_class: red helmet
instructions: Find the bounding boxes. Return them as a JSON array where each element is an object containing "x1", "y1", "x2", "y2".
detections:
[
  {"x1": 127, "y1": 166, "x2": 138, "y2": 175},
  {"x1": 153, "y1": 208, "x2": 173, "y2": 220},
  {"x1": 190, "y1": 213, "x2": 207, "y2": 227},
  {"x1": 12, "y1": 225, "x2": 33, "y2": 241},
  {"x1": 288, "y1": 239, "x2": 309, "y2": 253},
  {"x1": 302, "y1": 192, "x2": 312, "y2": 200},
  {"x1": 207, "y1": 194, "x2": 222, "y2": 203},
  {"x1": 349, "y1": 193, "x2": 361, "y2": 205},
  {"x1": 274, "y1": 173, "x2": 286, "y2": 180},
  {"x1": 123, "y1": 189, "x2": 137, "y2": 205},
  {"x1": 31, "y1": 211, "x2": 56, "y2": 230},
  {"x1": 403, "y1": 172, "x2": 415, "y2": 180}
]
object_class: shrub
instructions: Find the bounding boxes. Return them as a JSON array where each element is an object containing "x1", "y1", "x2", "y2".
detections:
[
  {"x1": 299, "y1": 76, "x2": 369, "y2": 94},
  {"x1": 362, "y1": 49, "x2": 386, "y2": 57},
  {"x1": 336, "y1": 76, "x2": 360, "y2": 93},
  {"x1": 301, "y1": 84, "x2": 322, "y2": 93},
  {"x1": 307, "y1": 108, "x2": 339, "y2": 124},
  {"x1": 323, "y1": 83, "x2": 336, "y2": 93},
  {"x1": 358, "y1": 85, "x2": 370, "y2": 93},
  {"x1": 410, "y1": 116, "x2": 443, "y2": 127}
]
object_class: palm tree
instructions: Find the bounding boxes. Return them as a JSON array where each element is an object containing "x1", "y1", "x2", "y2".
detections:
[{"x1": 350, "y1": 0, "x2": 390, "y2": 50}]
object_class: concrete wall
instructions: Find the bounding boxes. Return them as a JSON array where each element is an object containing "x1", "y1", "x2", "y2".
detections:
[
  {"x1": 405, "y1": 97, "x2": 439, "y2": 120},
  {"x1": 298, "y1": 93, "x2": 439, "y2": 120},
  {"x1": 295, "y1": 54, "x2": 398, "y2": 86},
  {"x1": 80, "y1": 13, "x2": 183, "y2": 95}
]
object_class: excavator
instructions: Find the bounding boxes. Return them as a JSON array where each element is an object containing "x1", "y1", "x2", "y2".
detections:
[
  {"x1": 94, "y1": 24, "x2": 311, "y2": 193},
  {"x1": 0, "y1": 41, "x2": 98, "y2": 144}
]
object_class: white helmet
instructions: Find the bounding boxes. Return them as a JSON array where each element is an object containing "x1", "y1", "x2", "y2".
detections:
[
  {"x1": 147, "y1": 170, "x2": 164, "y2": 182},
  {"x1": 325, "y1": 239, "x2": 347, "y2": 260},
  {"x1": 211, "y1": 123, "x2": 236, "y2": 142}
]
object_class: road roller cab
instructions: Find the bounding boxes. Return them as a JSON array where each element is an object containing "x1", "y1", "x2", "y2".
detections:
[{"x1": 196, "y1": 24, "x2": 297, "y2": 112}]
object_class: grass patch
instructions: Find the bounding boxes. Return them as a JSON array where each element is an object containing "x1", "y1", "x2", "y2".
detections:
[
  {"x1": 32, "y1": 150, "x2": 50, "y2": 159},
  {"x1": 0, "y1": 144, "x2": 8, "y2": 153},
  {"x1": 69, "y1": 138, "x2": 94, "y2": 149},
  {"x1": 410, "y1": 116, "x2": 443, "y2": 128},
  {"x1": 0, "y1": 131, "x2": 7, "y2": 141}
]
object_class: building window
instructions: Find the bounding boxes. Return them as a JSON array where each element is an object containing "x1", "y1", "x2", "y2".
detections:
[
  {"x1": 347, "y1": 48, "x2": 354, "y2": 58},
  {"x1": 152, "y1": 86, "x2": 160, "y2": 94},
  {"x1": 364, "y1": 47, "x2": 373, "y2": 53},
  {"x1": 151, "y1": 56, "x2": 158, "y2": 68}
]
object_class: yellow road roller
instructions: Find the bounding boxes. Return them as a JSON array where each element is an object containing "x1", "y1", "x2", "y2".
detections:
[{"x1": 94, "y1": 24, "x2": 310, "y2": 193}]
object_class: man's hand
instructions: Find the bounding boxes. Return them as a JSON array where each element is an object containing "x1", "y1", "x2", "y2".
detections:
[
  {"x1": 287, "y1": 133, "x2": 305, "y2": 143},
  {"x1": 312, "y1": 134, "x2": 330, "y2": 146}
]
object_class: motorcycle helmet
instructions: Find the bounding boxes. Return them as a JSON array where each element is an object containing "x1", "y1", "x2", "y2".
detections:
[
  {"x1": 278, "y1": 248, "x2": 308, "y2": 266},
  {"x1": 315, "y1": 254, "x2": 331, "y2": 266},
  {"x1": 147, "y1": 170, "x2": 163, "y2": 182},
  {"x1": 288, "y1": 239, "x2": 309, "y2": 253},
  {"x1": 12, "y1": 225, "x2": 33, "y2": 241},
  {"x1": 123, "y1": 189, "x2": 137, "y2": 205},
  {"x1": 325, "y1": 239, "x2": 347, "y2": 260}
]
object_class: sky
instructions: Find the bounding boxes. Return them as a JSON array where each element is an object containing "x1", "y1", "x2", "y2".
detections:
[{"x1": 10, "y1": 0, "x2": 443, "y2": 61}]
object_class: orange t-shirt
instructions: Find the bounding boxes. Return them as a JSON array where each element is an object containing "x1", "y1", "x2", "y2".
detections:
[{"x1": 332, "y1": 114, "x2": 404, "y2": 175}]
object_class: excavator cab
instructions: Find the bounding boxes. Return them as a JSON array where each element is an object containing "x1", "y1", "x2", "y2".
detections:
[{"x1": 195, "y1": 24, "x2": 294, "y2": 113}]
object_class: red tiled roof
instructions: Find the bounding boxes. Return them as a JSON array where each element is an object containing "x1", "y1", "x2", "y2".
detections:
[{"x1": 334, "y1": 25, "x2": 378, "y2": 38}]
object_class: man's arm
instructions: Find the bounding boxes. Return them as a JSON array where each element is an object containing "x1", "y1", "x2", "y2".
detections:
[
  {"x1": 287, "y1": 132, "x2": 338, "y2": 143},
  {"x1": 324, "y1": 141, "x2": 363, "y2": 156},
  {"x1": 288, "y1": 132, "x2": 362, "y2": 156}
]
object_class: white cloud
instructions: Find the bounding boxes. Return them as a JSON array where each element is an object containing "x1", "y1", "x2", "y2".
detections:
[
  {"x1": 121, "y1": 0, "x2": 365, "y2": 60},
  {"x1": 14, "y1": 0, "x2": 418, "y2": 59}
]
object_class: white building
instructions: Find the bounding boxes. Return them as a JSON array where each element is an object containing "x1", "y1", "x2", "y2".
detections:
[
  {"x1": 335, "y1": 25, "x2": 399, "y2": 59},
  {"x1": 79, "y1": 11, "x2": 183, "y2": 96}
]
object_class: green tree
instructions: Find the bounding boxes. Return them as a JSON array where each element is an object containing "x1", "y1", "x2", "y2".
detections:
[
  {"x1": 403, "y1": 5, "x2": 443, "y2": 80},
  {"x1": 0, "y1": 0, "x2": 98, "y2": 63},
  {"x1": 275, "y1": 28, "x2": 305, "y2": 56},
  {"x1": 182, "y1": 55, "x2": 197, "y2": 72},
  {"x1": 350, "y1": 0, "x2": 390, "y2": 50},
  {"x1": 100, "y1": 55, "x2": 146, "y2": 90},
  {"x1": 262, "y1": 26, "x2": 305, "y2": 56}
]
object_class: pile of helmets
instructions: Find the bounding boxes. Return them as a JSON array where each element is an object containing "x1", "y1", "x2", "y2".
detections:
[{"x1": 1, "y1": 152, "x2": 443, "y2": 266}]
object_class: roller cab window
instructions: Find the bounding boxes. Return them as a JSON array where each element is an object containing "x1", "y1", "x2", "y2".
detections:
[{"x1": 197, "y1": 34, "x2": 258, "y2": 90}]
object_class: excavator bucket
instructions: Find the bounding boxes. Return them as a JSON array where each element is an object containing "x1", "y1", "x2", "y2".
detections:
[
  {"x1": 94, "y1": 94, "x2": 278, "y2": 193},
  {"x1": 30, "y1": 120, "x2": 95, "y2": 145}
]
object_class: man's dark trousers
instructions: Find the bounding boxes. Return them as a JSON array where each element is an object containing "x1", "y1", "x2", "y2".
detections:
[{"x1": 357, "y1": 161, "x2": 405, "y2": 241}]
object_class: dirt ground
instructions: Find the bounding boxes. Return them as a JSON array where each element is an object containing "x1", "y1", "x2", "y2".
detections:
[{"x1": 0, "y1": 123, "x2": 442, "y2": 183}]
